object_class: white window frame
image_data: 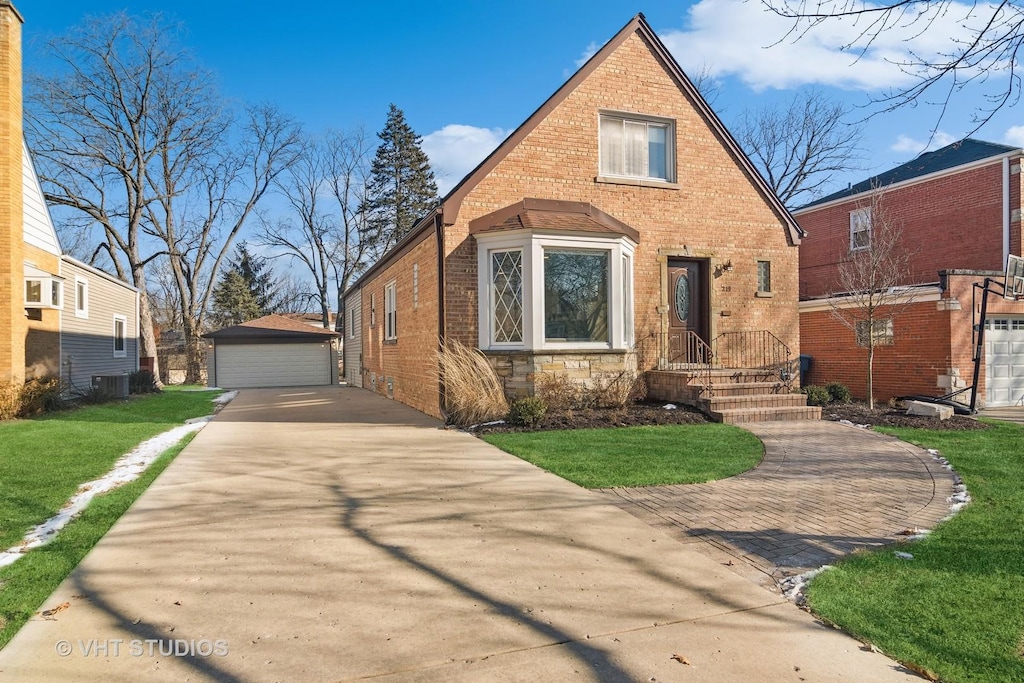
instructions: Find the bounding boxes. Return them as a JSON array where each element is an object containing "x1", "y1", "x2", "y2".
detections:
[
  {"x1": 348, "y1": 307, "x2": 356, "y2": 339},
  {"x1": 75, "y1": 276, "x2": 89, "y2": 319},
  {"x1": 113, "y1": 315, "x2": 128, "y2": 358},
  {"x1": 476, "y1": 231, "x2": 635, "y2": 352},
  {"x1": 24, "y1": 275, "x2": 62, "y2": 309},
  {"x1": 384, "y1": 281, "x2": 397, "y2": 341},
  {"x1": 369, "y1": 292, "x2": 376, "y2": 327},
  {"x1": 488, "y1": 248, "x2": 525, "y2": 348},
  {"x1": 598, "y1": 111, "x2": 675, "y2": 183},
  {"x1": 855, "y1": 318, "x2": 893, "y2": 346},
  {"x1": 850, "y1": 208, "x2": 872, "y2": 251}
]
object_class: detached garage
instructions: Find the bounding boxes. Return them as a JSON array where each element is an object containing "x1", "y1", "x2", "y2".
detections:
[{"x1": 204, "y1": 314, "x2": 340, "y2": 389}]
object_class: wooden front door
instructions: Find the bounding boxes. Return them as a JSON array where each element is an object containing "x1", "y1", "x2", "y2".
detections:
[{"x1": 667, "y1": 259, "x2": 708, "y2": 364}]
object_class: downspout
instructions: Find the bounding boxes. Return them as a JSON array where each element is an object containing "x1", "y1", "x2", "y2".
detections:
[
  {"x1": 435, "y1": 212, "x2": 447, "y2": 419},
  {"x1": 1003, "y1": 156, "x2": 1011, "y2": 269}
]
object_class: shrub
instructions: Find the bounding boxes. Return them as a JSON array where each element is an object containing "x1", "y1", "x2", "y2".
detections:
[
  {"x1": 825, "y1": 381, "x2": 852, "y2": 404},
  {"x1": 437, "y1": 338, "x2": 509, "y2": 427},
  {"x1": 508, "y1": 396, "x2": 547, "y2": 427},
  {"x1": 0, "y1": 381, "x2": 20, "y2": 420},
  {"x1": 129, "y1": 370, "x2": 160, "y2": 394},
  {"x1": 801, "y1": 384, "x2": 831, "y2": 407},
  {"x1": 535, "y1": 373, "x2": 583, "y2": 412},
  {"x1": 73, "y1": 384, "x2": 118, "y2": 405},
  {"x1": 21, "y1": 377, "x2": 66, "y2": 415}
]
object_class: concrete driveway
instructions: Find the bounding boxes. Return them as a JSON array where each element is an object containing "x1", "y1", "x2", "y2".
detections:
[{"x1": 0, "y1": 387, "x2": 916, "y2": 682}]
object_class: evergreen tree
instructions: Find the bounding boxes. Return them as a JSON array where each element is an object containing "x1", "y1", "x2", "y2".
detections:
[
  {"x1": 361, "y1": 104, "x2": 439, "y2": 253},
  {"x1": 209, "y1": 243, "x2": 279, "y2": 328},
  {"x1": 229, "y1": 242, "x2": 277, "y2": 314},
  {"x1": 210, "y1": 270, "x2": 262, "y2": 328}
]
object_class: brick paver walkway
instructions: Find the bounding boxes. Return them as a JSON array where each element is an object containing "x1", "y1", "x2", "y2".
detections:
[{"x1": 597, "y1": 421, "x2": 957, "y2": 589}]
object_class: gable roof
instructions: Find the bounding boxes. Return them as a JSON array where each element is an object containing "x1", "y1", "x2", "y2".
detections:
[
  {"x1": 798, "y1": 138, "x2": 1021, "y2": 211},
  {"x1": 349, "y1": 13, "x2": 803, "y2": 294},
  {"x1": 440, "y1": 14, "x2": 801, "y2": 243},
  {"x1": 203, "y1": 314, "x2": 339, "y2": 340}
]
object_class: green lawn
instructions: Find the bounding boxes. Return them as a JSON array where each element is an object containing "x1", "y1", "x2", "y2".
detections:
[
  {"x1": 806, "y1": 420, "x2": 1024, "y2": 683},
  {"x1": 0, "y1": 389, "x2": 221, "y2": 650},
  {"x1": 482, "y1": 423, "x2": 763, "y2": 488},
  {"x1": 0, "y1": 437, "x2": 193, "y2": 649}
]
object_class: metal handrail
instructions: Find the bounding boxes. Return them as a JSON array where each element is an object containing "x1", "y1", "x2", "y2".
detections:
[
  {"x1": 667, "y1": 331, "x2": 713, "y2": 396},
  {"x1": 711, "y1": 330, "x2": 794, "y2": 388}
]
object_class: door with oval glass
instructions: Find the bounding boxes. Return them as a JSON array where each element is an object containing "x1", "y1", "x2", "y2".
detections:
[{"x1": 667, "y1": 258, "x2": 709, "y2": 364}]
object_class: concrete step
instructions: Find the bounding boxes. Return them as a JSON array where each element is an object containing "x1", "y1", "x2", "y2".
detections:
[
  {"x1": 701, "y1": 393, "x2": 809, "y2": 412},
  {"x1": 710, "y1": 405, "x2": 822, "y2": 424},
  {"x1": 701, "y1": 381, "x2": 791, "y2": 397}
]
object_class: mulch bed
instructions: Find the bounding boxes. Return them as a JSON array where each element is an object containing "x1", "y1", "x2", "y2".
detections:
[
  {"x1": 468, "y1": 399, "x2": 990, "y2": 434},
  {"x1": 822, "y1": 401, "x2": 990, "y2": 431},
  {"x1": 470, "y1": 400, "x2": 710, "y2": 435}
]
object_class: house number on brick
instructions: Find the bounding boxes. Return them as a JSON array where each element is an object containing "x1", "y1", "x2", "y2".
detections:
[{"x1": 721, "y1": 285, "x2": 732, "y2": 292}]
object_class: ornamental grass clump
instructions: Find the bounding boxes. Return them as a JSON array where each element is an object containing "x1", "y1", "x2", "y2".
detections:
[{"x1": 438, "y1": 339, "x2": 509, "y2": 427}]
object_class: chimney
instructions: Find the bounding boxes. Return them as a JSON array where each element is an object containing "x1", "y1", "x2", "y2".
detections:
[{"x1": 0, "y1": 1, "x2": 24, "y2": 383}]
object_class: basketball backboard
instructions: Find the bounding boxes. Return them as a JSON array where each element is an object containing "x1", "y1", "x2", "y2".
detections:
[{"x1": 1006, "y1": 254, "x2": 1024, "y2": 300}]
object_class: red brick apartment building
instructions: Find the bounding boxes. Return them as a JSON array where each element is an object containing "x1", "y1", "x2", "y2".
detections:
[
  {"x1": 344, "y1": 14, "x2": 817, "y2": 423},
  {"x1": 796, "y1": 139, "x2": 1024, "y2": 408}
]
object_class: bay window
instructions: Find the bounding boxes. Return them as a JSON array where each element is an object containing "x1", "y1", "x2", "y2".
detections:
[{"x1": 478, "y1": 232, "x2": 635, "y2": 351}]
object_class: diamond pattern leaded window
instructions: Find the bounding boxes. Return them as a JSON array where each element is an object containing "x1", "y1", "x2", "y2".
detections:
[{"x1": 492, "y1": 250, "x2": 523, "y2": 343}]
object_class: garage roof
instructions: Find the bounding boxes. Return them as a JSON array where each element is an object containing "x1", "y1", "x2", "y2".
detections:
[{"x1": 204, "y1": 314, "x2": 340, "y2": 340}]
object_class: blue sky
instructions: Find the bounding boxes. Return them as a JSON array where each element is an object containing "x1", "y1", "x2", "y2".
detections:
[{"x1": 24, "y1": 1, "x2": 1024, "y2": 203}]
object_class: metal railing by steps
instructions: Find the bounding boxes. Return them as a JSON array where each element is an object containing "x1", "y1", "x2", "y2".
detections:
[{"x1": 657, "y1": 330, "x2": 818, "y2": 423}]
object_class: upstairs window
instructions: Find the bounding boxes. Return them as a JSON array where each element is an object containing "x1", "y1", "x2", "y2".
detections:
[
  {"x1": 599, "y1": 113, "x2": 673, "y2": 182},
  {"x1": 75, "y1": 277, "x2": 89, "y2": 318},
  {"x1": 850, "y1": 209, "x2": 872, "y2": 251}
]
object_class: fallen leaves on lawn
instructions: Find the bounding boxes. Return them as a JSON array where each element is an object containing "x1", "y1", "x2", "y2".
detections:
[{"x1": 903, "y1": 661, "x2": 939, "y2": 681}]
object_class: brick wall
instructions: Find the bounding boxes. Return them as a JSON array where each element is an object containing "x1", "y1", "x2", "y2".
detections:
[
  {"x1": 798, "y1": 159, "x2": 1017, "y2": 299},
  {"x1": 445, "y1": 30, "x2": 800, "y2": 367},
  {"x1": 359, "y1": 233, "x2": 441, "y2": 417},
  {"x1": 0, "y1": 4, "x2": 23, "y2": 383}
]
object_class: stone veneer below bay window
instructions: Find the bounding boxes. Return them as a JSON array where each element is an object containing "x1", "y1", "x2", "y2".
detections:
[{"x1": 476, "y1": 231, "x2": 636, "y2": 352}]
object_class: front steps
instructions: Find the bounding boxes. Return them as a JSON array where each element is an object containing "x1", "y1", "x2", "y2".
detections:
[{"x1": 647, "y1": 369, "x2": 821, "y2": 424}]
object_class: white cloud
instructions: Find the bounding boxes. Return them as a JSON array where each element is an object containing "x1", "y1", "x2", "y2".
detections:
[
  {"x1": 422, "y1": 124, "x2": 508, "y2": 195},
  {"x1": 890, "y1": 131, "x2": 958, "y2": 155},
  {"x1": 659, "y1": 0, "x2": 984, "y2": 92},
  {"x1": 1004, "y1": 125, "x2": 1024, "y2": 148}
]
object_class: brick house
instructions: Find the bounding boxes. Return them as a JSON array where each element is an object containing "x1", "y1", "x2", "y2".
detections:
[
  {"x1": 344, "y1": 14, "x2": 817, "y2": 423},
  {"x1": 796, "y1": 138, "x2": 1024, "y2": 408},
  {"x1": 0, "y1": 1, "x2": 140, "y2": 396}
]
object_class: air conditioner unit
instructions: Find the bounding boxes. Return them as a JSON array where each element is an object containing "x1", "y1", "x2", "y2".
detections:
[{"x1": 92, "y1": 373, "x2": 129, "y2": 399}]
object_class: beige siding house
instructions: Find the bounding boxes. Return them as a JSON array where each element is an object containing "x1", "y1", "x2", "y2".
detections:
[{"x1": 59, "y1": 256, "x2": 140, "y2": 393}]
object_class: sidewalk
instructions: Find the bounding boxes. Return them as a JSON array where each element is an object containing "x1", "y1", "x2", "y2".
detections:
[{"x1": 599, "y1": 420, "x2": 957, "y2": 589}]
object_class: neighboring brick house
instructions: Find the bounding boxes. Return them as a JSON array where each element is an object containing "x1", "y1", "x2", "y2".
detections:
[
  {"x1": 796, "y1": 138, "x2": 1024, "y2": 408},
  {"x1": 0, "y1": 1, "x2": 140, "y2": 396},
  {"x1": 344, "y1": 14, "x2": 815, "y2": 423}
]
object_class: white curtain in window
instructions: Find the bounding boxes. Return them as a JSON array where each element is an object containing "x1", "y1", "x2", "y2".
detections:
[
  {"x1": 600, "y1": 117, "x2": 624, "y2": 176},
  {"x1": 624, "y1": 121, "x2": 647, "y2": 177}
]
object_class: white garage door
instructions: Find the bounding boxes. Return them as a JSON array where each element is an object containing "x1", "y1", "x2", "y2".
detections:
[
  {"x1": 215, "y1": 342, "x2": 332, "y2": 388},
  {"x1": 986, "y1": 317, "x2": 1024, "y2": 407}
]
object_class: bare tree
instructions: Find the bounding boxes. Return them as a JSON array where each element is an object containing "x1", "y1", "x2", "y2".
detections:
[
  {"x1": 27, "y1": 13, "x2": 301, "y2": 383},
  {"x1": 827, "y1": 188, "x2": 916, "y2": 408},
  {"x1": 735, "y1": 89, "x2": 862, "y2": 207},
  {"x1": 763, "y1": 0, "x2": 1024, "y2": 132},
  {"x1": 261, "y1": 128, "x2": 373, "y2": 329},
  {"x1": 144, "y1": 103, "x2": 302, "y2": 381}
]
